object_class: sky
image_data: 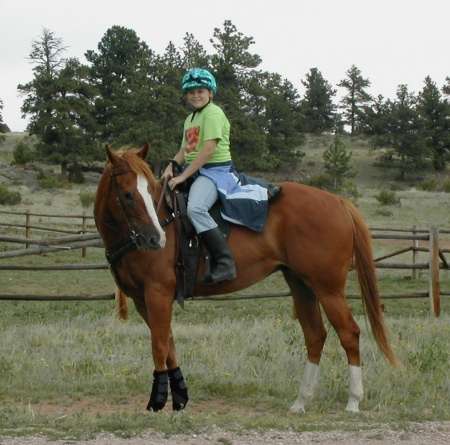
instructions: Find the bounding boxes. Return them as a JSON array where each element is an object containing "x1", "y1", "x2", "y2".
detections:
[{"x1": 1, "y1": 0, "x2": 449, "y2": 131}]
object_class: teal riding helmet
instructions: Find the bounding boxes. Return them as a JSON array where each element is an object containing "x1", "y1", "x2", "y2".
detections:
[{"x1": 181, "y1": 68, "x2": 217, "y2": 94}]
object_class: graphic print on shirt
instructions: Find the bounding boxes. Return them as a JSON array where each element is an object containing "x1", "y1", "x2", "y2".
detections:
[{"x1": 185, "y1": 126, "x2": 200, "y2": 153}]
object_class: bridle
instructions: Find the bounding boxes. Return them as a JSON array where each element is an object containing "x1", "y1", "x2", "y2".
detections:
[{"x1": 104, "y1": 168, "x2": 178, "y2": 266}]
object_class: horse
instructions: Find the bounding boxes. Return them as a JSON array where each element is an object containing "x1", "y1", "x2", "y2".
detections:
[{"x1": 94, "y1": 143, "x2": 399, "y2": 414}]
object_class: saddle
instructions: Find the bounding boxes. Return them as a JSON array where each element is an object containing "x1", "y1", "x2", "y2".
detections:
[
  {"x1": 165, "y1": 161, "x2": 281, "y2": 307},
  {"x1": 165, "y1": 163, "x2": 230, "y2": 307}
]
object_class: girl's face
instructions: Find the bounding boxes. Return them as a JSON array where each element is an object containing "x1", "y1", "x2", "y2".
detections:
[{"x1": 186, "y1": 88, "x2": 212, "y2": 109}]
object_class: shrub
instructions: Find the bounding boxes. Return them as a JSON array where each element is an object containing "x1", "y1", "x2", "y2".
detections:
[
  {"x1": 37, "y1": 171, "x2": 70, "y2": 190},
  {"x1": 13, "y1": 140, "x2": 35, "y2": 165},
  {"x1": 342, "y1": 180, "x2": 361, "y2": 201},
  {"x1": 68, "y1": 164, "x2": 85, "y2": 184},
  {"x1": 419, "y1": 178, "x2": 438, "y2": 192},
  {"x1": 307, "y1": 173, "x2": 333, "y2": 190},
  {"x1": 441, "y1": 179, "x2": 450, "y2": 193},
  {"x1": 79, "y1": 191, "x2": 96, "y2": 208},
  {"x1": 0, "y1": 184, "x2": 21, "y2": 205},
  {"x1": 375, "y1": 189, "x2": 401, "y2": 206},
  {"x1": 374, "y1": 207, "x2": 393, "y2": 217}
]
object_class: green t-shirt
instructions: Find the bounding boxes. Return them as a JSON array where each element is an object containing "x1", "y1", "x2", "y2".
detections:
[{"x1": 181, "y1": 102, "x2": 232, "y2": 164}]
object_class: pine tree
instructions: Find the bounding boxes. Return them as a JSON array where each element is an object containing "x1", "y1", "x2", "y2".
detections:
[
  {"x1": 338, "y1": 65, "x2": 371, "y2": 135},
  {"x1": 387, "y1": 85, "x2": 425, "y2": 179},
  {"x1": 18, "y1": 29, "x2": 66, "y2": 148},
  {"x1": 210, "y1": 20, "x2": 304, "y2": 170},
  {"x1": 17, "y1": 29, "x2": 98, "y2": 173},
  {"x1": 417, "y1": 76, "x2": 450, "y2": 171},
  {"x1": 181, "y1": 33, "x2": 210, "y2": 70},
  {"x1": 363, "y1": 94, "x2": 392, "y2": 147},
  {"x1": 262, "y1": 73, "x2": 304, "y2": 165},
  {"x1": 443, "y1": 77, "x2": 450, "y2": 96},
  {"x1": 323, "y1": 136, "x2": 354, "y2": 190},
  {"x1": 300, "y1": 68, "x2": 336, "y2": 134},
  {"x1": 85, "y1": 26, "x2": 155, "y2": 146},
  {"x1": 209, "y1": 20, "x2": 266, "y2": 169}
]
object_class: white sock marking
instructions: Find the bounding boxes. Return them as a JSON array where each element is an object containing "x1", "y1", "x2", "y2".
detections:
[
  {"x1": 346, "y1": 365, "x2": 363, "y2": 413},
  {"x1": 136, "y1": 175, "x2": 166, "y2": 248},
  {"x1": 290, "y1": 360, "x2": 320, "y2": 414}
]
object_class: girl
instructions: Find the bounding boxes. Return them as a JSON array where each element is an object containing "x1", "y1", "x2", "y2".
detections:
[{"x1": 162, "y1": 68, "x2": 237, "y2": 284}]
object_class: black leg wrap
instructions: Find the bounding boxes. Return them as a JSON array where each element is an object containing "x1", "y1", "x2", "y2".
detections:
[
  {"x1": 147, "y1": 370, "x2": 168, "y2": 412},
  {"x1": 168, "y1": 367, "x2": 189, "y2": 411}
]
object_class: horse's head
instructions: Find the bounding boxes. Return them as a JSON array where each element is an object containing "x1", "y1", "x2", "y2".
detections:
[{"x1": 97, "y1": 143, "x2": 166, "y2": 250}]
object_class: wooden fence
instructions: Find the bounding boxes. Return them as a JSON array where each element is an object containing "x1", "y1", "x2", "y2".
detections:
[{"x1": 0, "y1": 210, "x2": 448, "y2": 317}]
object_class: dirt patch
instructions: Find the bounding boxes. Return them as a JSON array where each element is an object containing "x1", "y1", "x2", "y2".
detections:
[
  {"x1": 21, "y1": 397, "x2": 261, "y2": 419},
  {"x1": 1, "y1": 422, "x2": 449, "y2": 445}
]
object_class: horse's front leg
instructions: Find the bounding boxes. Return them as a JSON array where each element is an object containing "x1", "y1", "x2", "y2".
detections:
[{"x1": 145, "y1": 288, "x2": 188, "y2": 412}]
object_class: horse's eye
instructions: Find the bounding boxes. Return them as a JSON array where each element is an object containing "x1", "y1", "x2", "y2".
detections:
[{"x1": 124, "y1": 192, "x2": 133, "y2": 201}]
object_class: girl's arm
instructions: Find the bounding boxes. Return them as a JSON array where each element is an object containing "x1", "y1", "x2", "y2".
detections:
[{"x1": 168, "y1": 139, "x2": 217, "y2": 189}]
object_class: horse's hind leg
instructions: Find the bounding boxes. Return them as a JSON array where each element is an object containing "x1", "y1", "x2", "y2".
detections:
[
  {"x1": 283, "y1": 269, "x2": 327, "y2": 414},
  {"x1": 318, "y1": 291, "x2": 363, "y2": 412}
]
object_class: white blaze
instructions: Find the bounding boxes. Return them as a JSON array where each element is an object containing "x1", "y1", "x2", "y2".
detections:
[{"x1": 136, "y1": 174, "x2": 166, "y2": 248}]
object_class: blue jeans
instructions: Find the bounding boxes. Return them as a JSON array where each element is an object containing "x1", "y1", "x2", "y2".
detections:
[{"x1": 187, "y1": 175, "x2": 218, "y2": 234}]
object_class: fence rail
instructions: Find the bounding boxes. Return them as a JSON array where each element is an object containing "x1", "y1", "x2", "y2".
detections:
[{"x1": 0, "y1": 210, "x2": 449, "y2": 316}]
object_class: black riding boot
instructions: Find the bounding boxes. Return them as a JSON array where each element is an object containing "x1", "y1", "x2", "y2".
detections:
[{"x1": 200, "y1": 228, "x2": 237, "y2": 284}]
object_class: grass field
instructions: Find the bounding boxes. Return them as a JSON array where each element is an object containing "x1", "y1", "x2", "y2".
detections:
[{"x1": 0, "y1": 133, "x2": 450, "y2": 440}]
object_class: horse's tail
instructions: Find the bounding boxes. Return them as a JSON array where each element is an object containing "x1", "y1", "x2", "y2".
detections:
[
  {"x1": 114, "y1": 287, "x2": 128, "y2": 320},
  {"x1": 343, "y1": 200, "x2": 400, "y2": 367}
]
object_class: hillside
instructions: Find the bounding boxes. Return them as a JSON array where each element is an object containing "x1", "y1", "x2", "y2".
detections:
[{"x1": 1, "y1": 132, "x2": 450, "y2": 229}]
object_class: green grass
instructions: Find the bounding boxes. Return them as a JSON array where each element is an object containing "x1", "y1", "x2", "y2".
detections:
[{"x1": 0, "y1": 269, "x2": 449, "y2": 438}]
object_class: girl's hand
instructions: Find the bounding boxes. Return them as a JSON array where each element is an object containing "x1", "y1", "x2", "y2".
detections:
[
  {"x1": 168, "y1": 175, "x2": 186, "y2": 191},
  {"x1": 162, "y1": 164, "x2": 173, "y2": 180}
]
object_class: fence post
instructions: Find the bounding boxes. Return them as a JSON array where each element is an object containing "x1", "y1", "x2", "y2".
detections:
[
  {"x1": 81, "y1": 212, "x2": 87, "y2": 258},
  {"x1": 25, "y1": 210, "x2": 31, "y2": 249},
  {"x1": 428, "y1": 227, "x2": 441, "y2": 317},
  {"x1": 412, "y1": 225, "x2": 418, "y2": 279}
]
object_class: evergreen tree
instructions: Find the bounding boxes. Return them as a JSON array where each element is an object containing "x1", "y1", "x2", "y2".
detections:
[
  {"x1": 417, "y1": 76, "x2": 450, "y2": 171},
  {"x1": 18, "y1": 29, "x2": 66, "y2": 149},
  {"x1": 149, "y1": 42, "x2": 187, "y2": 161},
  {"x1": 338, "y1": 65, "x2": 371, "y2": 135},
  {"x1": 387, "y1": 85, "x2": 425, "y2": 179},
  {"x1": 210, "y1": 20, "x2": 304, "y2": 170},
  {"x1": 300, "y1": 68, "x2": 336, "y2": 134},
  {"x1": 443, "y1": 77, "x2": 450, "y2": 96},
  {"x1": 363, "y1": 94, "x2": 392, "y2": 147},
  {"x1": 85, "y1": 26, "x2": 155, "y2": 146},
  {"x1": 209, "y1": 20, "x2": 266, "y2": 169},
  {"x1": 181, "y1": 33, "x2": 210, "y2": 70},
  {"x1": 262, "y1": 73, "x2": 304, "y2": 165},
  {"x1": 323, "y1": 136, "x2": 354, "y2": 190},
  {"x1": 18, "y1": 29, "x2": 98, "y2": 173}
]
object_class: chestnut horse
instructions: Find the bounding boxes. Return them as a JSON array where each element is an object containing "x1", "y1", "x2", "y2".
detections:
[{"x1": 94, "y1": 144, "x2": 398, "y2": 414}]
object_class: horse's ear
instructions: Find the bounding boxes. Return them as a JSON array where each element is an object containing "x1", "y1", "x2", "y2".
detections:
[
  {"x1": 137, "y1": 143, "x2": 150, "y2": 160},
  {"x1": 106, "y1": 145, "x2": 118, "y2": 165}
]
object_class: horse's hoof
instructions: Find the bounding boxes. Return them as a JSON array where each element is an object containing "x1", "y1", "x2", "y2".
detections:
[
  {"x1": 168, "y1": 367, "x2": 189, "y2": 411},
  {"x1": 289, "y1": 400, "x2": 306, "y2": 414},
  {"x1": 147, "y1": 370, "x2": 169, "y2": 412}
]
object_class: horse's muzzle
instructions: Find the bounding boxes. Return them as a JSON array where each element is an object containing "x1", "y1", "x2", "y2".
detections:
[{"x1": 133, "y1": 225, "x2": 165, "y2": 250}]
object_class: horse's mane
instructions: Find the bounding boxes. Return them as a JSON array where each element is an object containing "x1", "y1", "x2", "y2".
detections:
[{"x1": 113, "y1": 148, "x2": 157, "y2": 185}]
